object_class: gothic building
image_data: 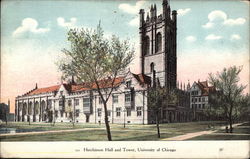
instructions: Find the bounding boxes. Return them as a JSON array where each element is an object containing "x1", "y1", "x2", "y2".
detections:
[
  {"x1": 140, "y1": 0, "x2": 177, "y2": 89},
  {"x1": 15, "y1": 0, "x2": 193, "y2": 124}
]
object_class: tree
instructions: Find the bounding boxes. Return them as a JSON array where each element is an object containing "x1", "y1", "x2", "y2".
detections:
[
  {"x1": 148, "y1": 86, "x2": 177, "y2": 138},
  {"x1": 57, "y1": 24, "x2": 134, "y2": 141},
  {"x1": 208, "y1": 66, "x2": 246, "y2": 133}
]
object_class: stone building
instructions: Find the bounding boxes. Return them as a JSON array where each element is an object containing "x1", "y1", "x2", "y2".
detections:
[
  {"x1": 15, "y1": 0, "x2": 192, "y2": 124},
  {"x1": 188, "y1": 80, "x2": 216, "y2": 120}
]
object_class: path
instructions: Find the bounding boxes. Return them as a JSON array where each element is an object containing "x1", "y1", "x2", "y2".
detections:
[
  {"x1": 0, "y1": 127, "x2": 105, "y2": 137},
  {"x1": 161, "y1": 122, "x2": 245, "y2": 141}
]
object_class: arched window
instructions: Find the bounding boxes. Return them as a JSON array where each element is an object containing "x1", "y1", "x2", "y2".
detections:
[
  {"x1": 145, "y1": 36, "x2": 150, "y2": 55},
  {"x1": 150, "y1": 62, "x2": 155, "y2": 73},
  {"x1": 28, "y1": 102, "x2": 32, "y2": 115},
  {"x1": 156, "y1": 33, "x2": 162, "y2": 53}
]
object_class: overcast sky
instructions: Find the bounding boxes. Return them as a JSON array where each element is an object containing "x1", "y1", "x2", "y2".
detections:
[{"x1": 1, "y1": 0, "x2": 249, "y2": 112}]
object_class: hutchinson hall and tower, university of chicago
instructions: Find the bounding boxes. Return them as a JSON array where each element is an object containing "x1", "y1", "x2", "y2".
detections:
[{"x1": 15, "y1": 0, "x2": 212, "y2": 124}]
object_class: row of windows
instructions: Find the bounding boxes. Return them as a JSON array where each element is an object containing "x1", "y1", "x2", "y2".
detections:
[
  {"x1": 55, "y1": 110, "x2": 80, "y2": 118},
  {"x1": 191, "y1": 97, "x2": 206, "y2": 102},
  {"x1": 191, "y1": 91, "x2": 199, "y2": 95},
  {"x1": 54, "y1": 107, "x2": 143, "y2": 118},
  {"x1": 191, "y1": 104, "x2": 206, "y2": 109},
  {"x1": 97, "y1": 107, "x2": 142, "y2": 117}
]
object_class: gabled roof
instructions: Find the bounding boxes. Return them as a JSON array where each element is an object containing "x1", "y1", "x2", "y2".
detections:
[
  {"x1": 132, "y1": 73, "x2": 151, "y2": 85},
  {"x1": 196, "y1": 81, "x2": 215, "y2": 96}
]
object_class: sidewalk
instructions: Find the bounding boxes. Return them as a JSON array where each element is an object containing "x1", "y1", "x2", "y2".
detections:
[
  {"x1": 0, "y1": 127, "x2": 105, "y2": 137},
  {"x1": 161, "y1": 122, "x2": 245, "y2": 141}
]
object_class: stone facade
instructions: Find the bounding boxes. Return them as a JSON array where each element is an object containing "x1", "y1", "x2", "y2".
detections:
[
  {"x1": 140, "y1": 0, "x2": 177, "y2": 89},
  {"x1": 15, "y1": 72, "x2": 151, "y2": 124}
]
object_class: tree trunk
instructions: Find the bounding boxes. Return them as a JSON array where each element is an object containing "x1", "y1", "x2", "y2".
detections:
[
  {"x1": 103, "y1": 102, "x2": 112, "y2": 141},
  {"x1": 229, "y1": 118, "x2": 233, "y2": 133},
  {"x1": 29, "y1": 116, "x2": 31, "y2": 125},
  {"x1": 156, "y1": 111, "x2": 160, "y2": 138},
  {"x1": 5, "y1": 113, "x2": 8, "y2": 125},
  {"x1": 229, "y1": 105, "x2": 233, "y2": 133}
]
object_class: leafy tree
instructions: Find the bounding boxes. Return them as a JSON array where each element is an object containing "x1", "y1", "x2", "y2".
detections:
[
  {"x1": 57, "y1": 24, "x2": 134, "y2": 141},
  {"x1": 148, "y1": 86, "x2": 177, "y2": 138},
  {"x1": 208, "y1": 66, "x2": 246, "y2": 133}
]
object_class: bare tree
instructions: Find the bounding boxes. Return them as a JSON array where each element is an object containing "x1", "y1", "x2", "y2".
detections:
[
  {"x1": 208, "y1": 66, "x2": 246, "y2": 133},
  {"x1": 57, "y1": 24, "x2": 134, "y2": 141}
]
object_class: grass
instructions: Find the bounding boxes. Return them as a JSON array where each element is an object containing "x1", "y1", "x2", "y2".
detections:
[
  {"x1": 1, "y1": 121, "x2": 247, "y2": 141},
  {"x1": 188, "y1": 122, "x2": 250, "y2": 140}
]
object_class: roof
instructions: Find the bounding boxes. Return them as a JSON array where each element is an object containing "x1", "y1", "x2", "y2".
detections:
[
  {"x1": 23, "y1": 77, "x2": 125, "y2": 96},
  {"x1": 26, "y1": 85, "x2": 60, "y2": 96},
  {"x1": 21, "y1": 73, "x2": 151, "y2": 97},
  {"x1": 132, "y1": 73, "x2": 151, "y2": 85},
  {"x1": 196, "y1": 81, "x2": 215, "y2": 96}
]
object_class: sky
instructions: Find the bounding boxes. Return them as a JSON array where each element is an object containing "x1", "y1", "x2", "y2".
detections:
[{"x1": 1, "y1": 0, "x2": 249, "y2": 113}]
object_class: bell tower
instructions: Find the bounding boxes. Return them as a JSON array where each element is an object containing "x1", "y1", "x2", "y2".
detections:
[{"x1": 140, "y1": 0, "x2": 177, "y2": 89}]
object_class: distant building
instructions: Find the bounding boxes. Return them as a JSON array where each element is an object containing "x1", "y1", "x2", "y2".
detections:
[
  {"x1": 15, "y1": 0, "x2": 192, "y2": 124},
  {"x1": 188, "y1": 80, "x2": 215, "y2": 120},
  {"x1": 0, "y1": 101, "x2": 14, "y2": 122}
]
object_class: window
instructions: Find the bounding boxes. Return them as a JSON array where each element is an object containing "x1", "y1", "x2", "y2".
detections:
[
  {"x1": 145, "y1": 36, "x2": 150, "y2": 55},
  {"x1": 150, "y1": 63, "x2": 155, "y2": 73},
  {"x1": 60, "y1": 111, "x2": 63, "y2": 117},
  {"x1": 198, "y1": 98, "x2": 201, "y2": 102},
  {"x1": 202, "y1": 97, "x2": 205, "y2": 102},
  {"x1": 59, "y1": 100, "x2": 63, "y2": 106},
  {"x1": 107, "y1": 110, "x2": 111, "y2": 117},
  {"x1": 113, "y1": 95, "x2": 118, "y2": 103},
  {"x1": 68, "y1": 100, "x2": 72, "y2": 106},
  {"x1": 69, "y1": 112, "x2": 72, "y2": 118},
  {"x1": 97, "y1": 108, "x2": 102, "y2": 117},
  {"x1": 156, "y1": 33, "x2": 162, "y2": 52},
  {"x1": 75, "y1": 99, "x2": 79, "y2": 106},
  {"x1": 137, "y1": 107, "x2": 142, "y2": 116},
  {"x1": 48, "y1": 100, "x2": 52, "y2": 109},
  {"x1": 191, "y1": 98, "x2": 194, "y2": 102},
  {"x1": 195, "y1": 104, "x2": 197, "y2": 109},
  {"x1": 125, "y1": 93, "x2": 131, "y2": 103},
  {"x1": 191, "y1": 104, "x2": 194, "y2": 108},
  {"x1": 99, "y1": 97, "x2": 103, "y2": 104},
  {"x1": 199, "y1": 104, "x2": 201, "y2": 109},
  {"x1": 126, "y1": 81, "x2": 131, "y2": 88},
  {"x1": 127, "y1": 108, "x2": 131, "y2": 117},
  {"x1": 60, "y1": 91, "x2": 63, "y2": 96},
  {"x1": 55, "y1": 110, "x2": 58, "y2": 118},
  {"x1": 195, "y1": 98, "x2": 197, "y2": 102},
  {"x1": 28, "y1": 104, "x2": 32, "y2": 115},
  {"x1": 83, "y1": 98, "x2": 90, "y2": 107},
  {"x1": 116, "y1": 107, "x2": 121, "y2": 117},
  {"x1": 202, "y1": 104, "x2": 205, "y2": 109},
  {"x1": 75, "y1": 109, "x2": 79, "y2": 117},
  {"x1": 192, "y1": 91, "x2": 198, "y2": 96}
]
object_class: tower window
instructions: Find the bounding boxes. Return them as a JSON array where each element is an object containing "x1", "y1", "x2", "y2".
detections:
[
  {"x1": 150, "y1": 62, "x2": 155, "y2": 73},
  {"x1": 145, "y1": 36, "x2": 150, "y2": 55},
  {"x1": 156, "y1": 33, "x2": 162, "y2": 53}
]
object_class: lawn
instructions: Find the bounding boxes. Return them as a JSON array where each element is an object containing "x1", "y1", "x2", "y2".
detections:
[
  {"x1": 1, "y1": 121, "x2": 245, "y2": 141},
  {"x1": 188, "y1": 122, "x2": 250, "y2": 140}
]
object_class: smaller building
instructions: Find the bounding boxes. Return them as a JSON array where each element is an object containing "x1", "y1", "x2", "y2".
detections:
[{"x1": 188, "y1": 80, "x2": 215, "y2": 121}]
